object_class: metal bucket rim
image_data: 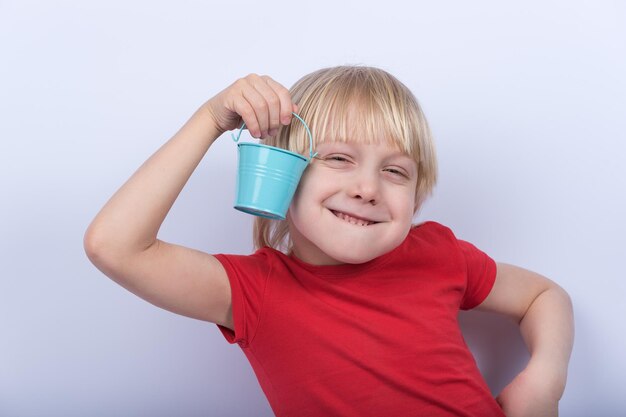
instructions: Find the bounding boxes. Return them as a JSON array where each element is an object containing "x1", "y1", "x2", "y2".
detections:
[{"x1": 237, "y1": 142, "x2": 308, "y2": 162}]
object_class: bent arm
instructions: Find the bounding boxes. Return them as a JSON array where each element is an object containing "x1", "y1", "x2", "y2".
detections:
[
  {"x1": 476, "y1": 263, "x2": 574, "y2": 400},
  {"x1": 82, "y1": 104, "x2": 237, "y2": 326},
  {"x1": 83, "y1": 75, "x2": 297, "y2": 326},
  {"x1": 84, "y1": 105, "x2": 221, "y2": 258}
]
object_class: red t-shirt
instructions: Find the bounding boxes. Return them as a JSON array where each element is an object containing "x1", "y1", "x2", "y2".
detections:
[{"x1": 215, "y1": 221, "x2": 505, "y2": 417}]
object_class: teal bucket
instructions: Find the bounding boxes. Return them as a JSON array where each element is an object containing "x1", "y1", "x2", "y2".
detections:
[{"x1": 231, "y1": 113, "x2": 316, "y2": 220}]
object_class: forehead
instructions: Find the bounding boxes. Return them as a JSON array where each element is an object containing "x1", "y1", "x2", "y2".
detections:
[
  {"x1": 290, "y1": 86, "x2": 420, "y2": 167},
  {"x1": 312, "y1": 104, "x2": 405, "y2": 151}
]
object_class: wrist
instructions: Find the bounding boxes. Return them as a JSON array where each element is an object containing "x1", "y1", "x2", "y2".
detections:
[
  {"x1": 185, "y1": 102, "x2": 224, "y2": 146},
  {"x1": 197, "y1": 101, "x2": 223, "y2": 133}
]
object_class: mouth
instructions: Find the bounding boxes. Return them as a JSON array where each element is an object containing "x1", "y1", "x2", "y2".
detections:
[{"x1": 330, "y1": 209, "x2": 379, "y2": 226}]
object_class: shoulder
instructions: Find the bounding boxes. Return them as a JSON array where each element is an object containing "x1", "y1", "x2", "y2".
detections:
[
  {"x1": 404, "y1": 221, "x2": 477, "y2": 264},
  {"x1": 409, "y1": 220, "x2": 459, "y2": 243},
  {"x1": 217, "y1": 245, "x2": 282, "y2": 260},
  {"x1": 410, "y1": 221, "x2": 492, "y2": 258},
  {"x1": 390, "y1": 220, "x2": 465, "y2": 263},
  {"x1": 215, "y1": 246, "x2": 283, "y2": 274}
]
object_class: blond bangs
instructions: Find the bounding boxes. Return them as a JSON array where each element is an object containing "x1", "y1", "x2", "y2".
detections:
[
  {"x1": 280, "y1": 68, "x2": 419, "y2": 160},
  {"x1": 253, "y1": 66, "x2": 438, "y2": 252}
]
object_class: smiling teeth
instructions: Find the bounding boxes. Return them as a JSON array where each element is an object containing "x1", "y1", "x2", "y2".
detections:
[{"x1": 334, "y1": 211, "x2": 374, "y2": 226}]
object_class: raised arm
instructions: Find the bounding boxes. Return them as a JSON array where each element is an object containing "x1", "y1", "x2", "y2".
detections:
[
  {"x1": 83, "y1": 74, "x2": 297, "y2": 326},
  {"x1": 475, "y1": 262, "x2": 574, "y2": 417}
]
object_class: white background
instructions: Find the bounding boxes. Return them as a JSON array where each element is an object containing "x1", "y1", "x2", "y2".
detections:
[{"x1": 1, "y1": 0, "x2": 624, "y2": 416}]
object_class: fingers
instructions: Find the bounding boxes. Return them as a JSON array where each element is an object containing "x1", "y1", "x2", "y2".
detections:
[
  {"x1": 264, "y1": 76, "x2": 295, "y2": 126},
  {"x1": 240, "y1": 84, "x2": 269, "y2": 138},
  {"x1": 235, "y1": 74, "x2": 296, "y2": 139},
  {"x1": 252, "y1": 76, "x2": 281, "y2": 137}
]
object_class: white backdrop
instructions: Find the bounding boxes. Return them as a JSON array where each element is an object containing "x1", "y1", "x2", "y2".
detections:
[{"x1": 1, "y1": 1, "x2": 624, "y2": 416}]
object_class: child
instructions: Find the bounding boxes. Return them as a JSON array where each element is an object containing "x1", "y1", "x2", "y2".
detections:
[{"x1": 84, "y1": 66, "x2": 574, "y2": 417}]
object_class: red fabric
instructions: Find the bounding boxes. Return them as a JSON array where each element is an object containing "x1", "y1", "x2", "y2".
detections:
[{"x1": 214, "y1": 221, "x2": 504, "y2": 417}]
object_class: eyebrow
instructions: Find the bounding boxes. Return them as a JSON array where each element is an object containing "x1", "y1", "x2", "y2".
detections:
[{"x1": 318, "y1": 141, "x2": 416, "y2": 168}]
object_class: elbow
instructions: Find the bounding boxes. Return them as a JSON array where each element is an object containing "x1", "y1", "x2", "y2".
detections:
[
  {"x1": 83, "y1": 229, "x2": 106, "y2": 266},
  {"x1": 549, "y1": 281, "x2": 573, "y2": 311},
  {"x1": 83, "y1": 227, "x2": 156, "y2": 271},
  {"x1": 83, "y1": 227, "x2": 119, "y2": 268},
  {"x1": 517, "y1": 280, "x2": 573, "y2": 325},
  {"x1": 556, "y1": 284, "x2": 574, "y2": 323},
  {"x1": 523, "y1": 282, "x2": 575, "y2": 333}
]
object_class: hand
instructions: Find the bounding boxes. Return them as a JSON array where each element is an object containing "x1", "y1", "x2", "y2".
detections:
[
  {"x1": 496, "y1": 365, "x2": 561, "y2": 417},
  {"x1": 202, "y1": 73, "x2": 298, "y2": 139}
]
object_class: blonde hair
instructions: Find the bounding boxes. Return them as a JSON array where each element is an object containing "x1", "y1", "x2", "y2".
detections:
[{"x1": 253, "y1": 65, "x2": 438, "y2": 252}]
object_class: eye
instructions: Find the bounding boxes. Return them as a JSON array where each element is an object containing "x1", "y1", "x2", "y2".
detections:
[
  {"x1": 323, "y1": 154, "x2": 350, "y2": 162},
  {"x1": 383, "y1": 167, "x2": 408, "y2": 177}
]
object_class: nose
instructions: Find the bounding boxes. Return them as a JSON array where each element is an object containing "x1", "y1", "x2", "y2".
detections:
[{"x1": 348, "y1": 169, "x2": 380, "y2": 205}]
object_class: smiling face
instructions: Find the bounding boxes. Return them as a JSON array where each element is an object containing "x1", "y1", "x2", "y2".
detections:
[
  {"x1": 252, "y1": 66, "x2": 438, "y2": 256},
  {"x1": 287, "y1": 139, "x2": 418, "y2": 265}
]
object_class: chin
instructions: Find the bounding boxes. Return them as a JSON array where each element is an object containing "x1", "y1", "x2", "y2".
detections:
[{"x1": 321, "y1": 242, "x2": 394, "y2": 265}]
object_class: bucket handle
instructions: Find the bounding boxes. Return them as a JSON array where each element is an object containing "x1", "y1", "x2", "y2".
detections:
[{"x1": 230, "y1": 112, "x2": 317, "y2": 162}]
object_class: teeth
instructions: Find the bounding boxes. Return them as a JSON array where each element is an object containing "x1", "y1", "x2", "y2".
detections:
[{"x1": 334, "y1": 211, "x2": 374, "y2": 226}]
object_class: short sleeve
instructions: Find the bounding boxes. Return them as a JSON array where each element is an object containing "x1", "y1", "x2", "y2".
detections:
[
  {"x1": 213, "y1": 249, "x2": 272, "y2": 347},
  {"x1": 457, "y1": 239, "x2": 497, "y2": 310}
]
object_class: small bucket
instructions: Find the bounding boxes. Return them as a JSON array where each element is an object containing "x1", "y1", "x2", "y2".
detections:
[{"x1": 231, "y1": 113, "x2": 316, "y2": 220}]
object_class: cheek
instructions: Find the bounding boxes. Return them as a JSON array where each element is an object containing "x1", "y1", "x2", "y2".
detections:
[
  {"x1": 387, "y1": 187, "x2": 416, "y2": 214},
  {"x1": 404, "y1": 186, "x2": 418, "y2": 214},
  {"x1": 291, "y1": 168, "x2": 315, "y2": 206},
  {"x1": 290, "y1": 173, "x2": 324, "y2": 222},
  {"x1": 294, "y1": 167, "x2": 335, "y2": 203},
  {"x1": 293, "y1": 165, "x2": 320, "y2": 194}
]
